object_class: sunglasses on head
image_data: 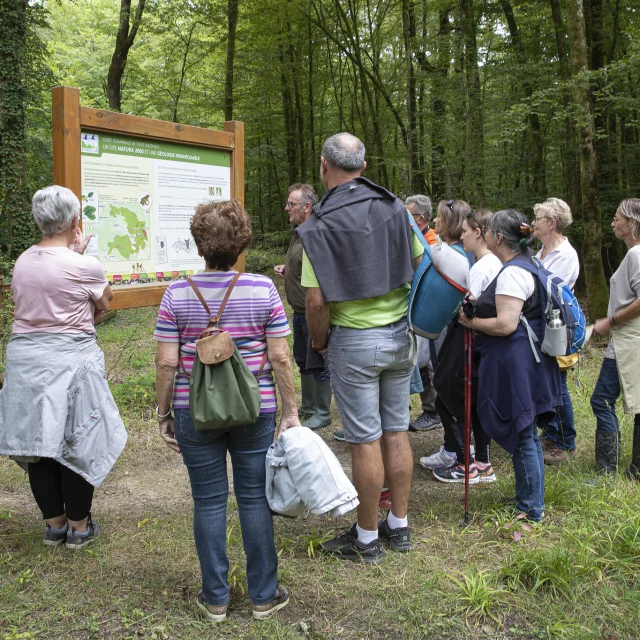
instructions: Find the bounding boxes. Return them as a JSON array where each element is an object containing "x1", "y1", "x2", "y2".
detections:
[
  {"x1": 466, "y1": 209, "x2": 485, "y2": 235},
  {"x1": 446, "y1": 199, "x2": 455, "y2": 212}
]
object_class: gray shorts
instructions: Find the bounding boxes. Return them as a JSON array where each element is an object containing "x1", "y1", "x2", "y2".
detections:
[{"x1": 327, "y1": 320, "x2": 416, "y2": 444}]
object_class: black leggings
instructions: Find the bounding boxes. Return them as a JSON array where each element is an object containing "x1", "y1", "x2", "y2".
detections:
[{"x1": 28, "y1": 458, "x2": 94, "y2": 521}]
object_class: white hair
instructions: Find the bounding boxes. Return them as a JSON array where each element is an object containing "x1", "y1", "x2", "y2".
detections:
[
  {"x1": 405, "y1": 195, "x2": 432, "y2": 220},
  {"x1": 32, "y1": 185, "x2": 80, "y2": 236},
  {"x1": 619, "y1": 198, "x2": 640, "y2": 240},
  {"x1": 533, "y1": 197, "x2": 573, "y2": 231}
]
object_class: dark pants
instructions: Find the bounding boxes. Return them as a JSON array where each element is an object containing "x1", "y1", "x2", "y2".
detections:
[
  {"x1": 418, "y1": 359, "x2": 436, "y2": 413},
  {"x1": 542, "y1": 370, "x2": 576, "y2": 450},
  {"x1": 292, "y1": 311, "x2": 330, "y2": 381},
  {"x1": 28, "y1": 458, "x2": 94, "y2": 521},
  {"x1": 590, "y1": 357, "x2": 622, "y2": 433}
]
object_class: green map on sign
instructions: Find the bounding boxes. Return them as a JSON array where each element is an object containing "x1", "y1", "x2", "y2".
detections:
[{"x1": 107, "y1": 205, "x2": 148, "y2": 260}]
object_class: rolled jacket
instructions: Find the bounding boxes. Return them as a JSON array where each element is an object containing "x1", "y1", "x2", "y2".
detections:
[{"x1": 0, "y1": 333, "x2": 127, "y2": 487}]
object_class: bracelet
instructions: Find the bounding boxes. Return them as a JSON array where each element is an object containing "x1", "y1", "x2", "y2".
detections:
[{"x1": 156, "y1": 405, "x2": 172, "y2": 419}]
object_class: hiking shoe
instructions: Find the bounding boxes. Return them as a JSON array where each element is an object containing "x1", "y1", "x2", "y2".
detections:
[
  {"x1": 65, "y1": 516, "x2": 99, "y2": 550},
  {"x1": 252, "y1": 585, "x2": 290, "y2": 620},
  {"x1": 43, "y1": 522, "x2": 68, "y2": 547},
  {"x1": 420, "y1": 446, "x2": 456, "y2": 470},
  {"x1": 475, "y1": 462, "x2": 497, "y2": 483},
  {"x1": 333, "y1": 429, "x2": 346, "y2": 442},
  {"x1": 196, "y1": 591, "x2": 228, "y2": 622},
  {"x1": 378, "y1": 518, "x2": 411, "y2": 552},
  {"x1": 409, "y1": 411, "x2": 442, "y2": 432},
  {"x1": 541, "y1": 439, "x2": 567, "y2": 465},
  {"x1": 432, "y1": 463, "x2": 480, "y2": 484},
  {"x1": 319, "y1": 524, "x2": 383, "y2": 565},
  {"x1": 379, "y1": 489, "x2": 392, "y2": 510}
]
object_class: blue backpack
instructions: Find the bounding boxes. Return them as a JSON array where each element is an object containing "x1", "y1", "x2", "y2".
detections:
[
  {"x1": 407, "y1": 213, "x2": 470, "y2": 339},
  {"x1": 507, "y1": 257, "x2": 586, "y2": 358}
]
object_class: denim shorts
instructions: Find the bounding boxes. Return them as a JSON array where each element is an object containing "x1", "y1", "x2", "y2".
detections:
[{"x1": 327, "y1": 319, "x2": 415, "y2": 443}]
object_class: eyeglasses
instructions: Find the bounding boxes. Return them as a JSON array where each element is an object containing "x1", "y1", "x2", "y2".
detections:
[
  {"x1": 612, "y1": 216, "x2": 624, "y2": 223},
  {"x1": 285, "y1": 200, "x2": 303, "y2": 208},
  {"x1": 446, "y1": 199, "x2": 455, "y2": 212},
  {"x1": 533, "y1": 215, "x2": 550, "y2": 222}
]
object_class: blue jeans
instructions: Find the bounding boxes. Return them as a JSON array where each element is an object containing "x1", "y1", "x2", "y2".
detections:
[
  {"x1": 590, "y1": 357, "x2": 620, "y2": 433},
  {"x1": 292, "y1": 311, "x2": 330, "y2": 381},
  {"x1": 174, "y1": 409, "x2": 278, "y2": 606},
  {"x1": 512, "y1": 422, "x2": 545, "y2": 522},
  {"x1": 543, "y1": 370, "x2": 576, "y2": 450},
  {"x1": 328, "y1": 320, "x2": 414, "y2": 443}
]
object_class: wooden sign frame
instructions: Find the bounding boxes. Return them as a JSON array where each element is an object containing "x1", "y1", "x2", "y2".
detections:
[{"x1": 52, "y1": 86, "x2": 245, "y2": 311}]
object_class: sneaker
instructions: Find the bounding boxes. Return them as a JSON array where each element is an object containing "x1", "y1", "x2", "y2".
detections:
[
  {"x1": 541, "y1": 439, "x2": 567, "y2": 465},
  {"x1": 378, "y1": 518, "x2": 411, "y2": 552},
  {"x1": 379, "y1": 489, "x2": 392, "y2": 510},
  {"x1": 65, "y1": 516, "x2": 99, "y2": 550},
  {"x1": 319, "y1": 524, "x2": 383, "y2": 565},
  {"x1": 196, "y1": 591, "x2": 228, "y2": 622},
  {"x1": 409, "y1": 411, "x2": 442, "y2": 432},
  {"x1": 475, "y1": 462, "x2": 497, "y2": 484},
  {"x1": 252, "y1": 585, "x2": 290, "y2": 620},
  {"x1": 333, "y1": 429, "x2": 346, "y2": 442},
  {"x1": 432, "y1": 463, "x2": 480, "y2": 484},
  {"x1": 43, "y1": 522, "x2": 68, "y2": 547},
  {"x1": 420, "y1": 446, "x2": 456, "y2": 470}
]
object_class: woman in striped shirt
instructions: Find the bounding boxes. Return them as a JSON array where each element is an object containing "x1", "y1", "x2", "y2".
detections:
[{"x1": 154, "y1": 200, "x2": 299, "y2": 622}]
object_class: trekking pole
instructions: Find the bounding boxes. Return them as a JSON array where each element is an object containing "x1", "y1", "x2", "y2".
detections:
[{"x1": 463, "y1": 327, "x2": 473, "y2": 526}]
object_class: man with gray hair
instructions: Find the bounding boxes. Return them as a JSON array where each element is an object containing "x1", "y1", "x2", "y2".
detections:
[
  {"x1": 405, "y1": 194, "x2": 442, "y2": 433},
  {"x1": 296, "y1": 133, "x2": 424, "y2": 564},
  {"x1": 274, "y1": 183, "x2": 332, "y2": 430}
]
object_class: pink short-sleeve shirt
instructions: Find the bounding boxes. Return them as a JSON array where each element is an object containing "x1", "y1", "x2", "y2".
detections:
[{"x1": 11, "y1": 246, "x2": 107, "y2": 335}]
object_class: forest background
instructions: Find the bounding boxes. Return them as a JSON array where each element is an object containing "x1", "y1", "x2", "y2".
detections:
[{"x1": 1, "y1": 0, "x2": 640, "y2": 318}]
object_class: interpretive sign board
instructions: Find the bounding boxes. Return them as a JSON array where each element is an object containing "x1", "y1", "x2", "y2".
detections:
[{"x1": 52, "y1": 86, "x2": 244, "y2": 310}]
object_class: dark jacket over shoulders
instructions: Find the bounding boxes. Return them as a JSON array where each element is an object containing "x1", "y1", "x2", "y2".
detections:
[{"x1": 297, "y1": 177, "x2": 414, "y2": 302}]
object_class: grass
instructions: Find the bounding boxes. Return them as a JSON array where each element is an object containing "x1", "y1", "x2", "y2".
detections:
[{"x1": 2, "y1": 260, "x2": 640, "y2": 638}]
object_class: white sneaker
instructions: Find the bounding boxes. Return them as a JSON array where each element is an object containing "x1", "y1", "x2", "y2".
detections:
[{"x1": 420, "y1": 446, "x2": 456, "y2": 470}]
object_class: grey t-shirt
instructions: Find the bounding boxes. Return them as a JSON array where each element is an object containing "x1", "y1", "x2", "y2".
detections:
[{"x1": 606, "y1": 245, "x2": 640, "y2": 359}]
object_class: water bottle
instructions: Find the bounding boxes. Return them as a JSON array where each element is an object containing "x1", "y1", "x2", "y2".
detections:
[{"x1": 547, "y1": 308, "x2": 565, "y2": 329}]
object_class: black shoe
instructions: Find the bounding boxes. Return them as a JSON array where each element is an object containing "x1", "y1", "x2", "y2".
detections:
[
  {"x1": 319, "y1": 524, "x2": 383, "y2": 565},
  {"x1": 378, "y1": 518, "x2": 411, "y2": 552},
  {"x1": 409, "y1": 411, "x2": 442, "y2": 432},
  {"x1": 595, "y1": 430, "x2": 620, "y2": 473}
]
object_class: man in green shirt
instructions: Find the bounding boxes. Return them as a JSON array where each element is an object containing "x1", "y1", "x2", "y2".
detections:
[{"x1": 299, "y1": 133, "x2": 423, "y2": 564}]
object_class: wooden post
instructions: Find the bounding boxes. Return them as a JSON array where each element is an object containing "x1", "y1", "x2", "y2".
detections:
[
  {"x1": 52, "y1": 87, "x2": 82, "y2": 209},
  {"x1": 225, "y1": 120, "x2": 245, "y2": 272}
]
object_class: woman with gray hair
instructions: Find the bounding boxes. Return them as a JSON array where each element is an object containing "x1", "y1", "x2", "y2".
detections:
[
  {"x1": 0, "y1": 185, "x2": 126, "y2": 549},
  {"x1": 459, "y1": 209, "x2": 561, "y2": 522},
  {"x1": 591, "y1": 198, "x2": 640, "y2": 476},
  {"x1": 532, "y1": 197, "x2": 580, "y2": 465}
]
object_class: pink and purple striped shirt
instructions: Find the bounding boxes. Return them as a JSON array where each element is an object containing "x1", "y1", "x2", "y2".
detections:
[{"x1": 153, "y1": 271, "x2": 291, "y2": 411}]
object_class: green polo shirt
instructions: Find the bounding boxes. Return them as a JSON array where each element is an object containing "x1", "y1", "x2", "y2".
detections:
[{"x1": 300, "y1": 235, "x2": 424, "y2": 329}]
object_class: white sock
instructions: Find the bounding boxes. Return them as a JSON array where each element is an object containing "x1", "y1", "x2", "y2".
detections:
[
  {"x1": 387, "y1": 510, "x2": 408, "y2": 530},
  {"x1": 381, "y1": 487, "x2": 389, "y2": 492},
  {"x1": 356, "y1": 523, "x2": 379, "y2": 545}
]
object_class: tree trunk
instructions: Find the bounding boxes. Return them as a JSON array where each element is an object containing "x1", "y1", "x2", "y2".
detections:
[
  {"x1": 224, "y1": 0, "x2": 238, "y2": 121},
  {"x1": 500, "y1": 0, "x2": 546, "y2": 200},
  {"x1": 107, "y1": 0, "x2": 147, "y2": 112},
  {"x1": 278, "y1": 42, "x2": 297, "y2": 185},
  {"x1": 431, "y1": 8, "x2": 451, "y2": 199},
  {"x1": 0, "y1": 0, "x2": 32, "y2": 258},
  {"x1": 461, "y1": 0, "x2": 484, "y2": 204},
  {"x1": 549, "y1": 0, "x2": 580, "y2": 212},
  {"x1": 566, "y1": 0, "x2": 609, "y2": 320}
]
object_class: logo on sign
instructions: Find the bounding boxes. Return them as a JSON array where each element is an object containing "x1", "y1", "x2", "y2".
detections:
[{"x1": 81, "y1": 133, "x2": 99, "y2": 155}]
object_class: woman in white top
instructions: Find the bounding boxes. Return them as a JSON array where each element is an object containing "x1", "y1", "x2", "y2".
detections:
[
  {"x1": 426, "y1": 209, "x2": 502, "y2": 485},
  {"x1": 532, "y1": 197, "x2": 580, "y2": 464},
  {"x1": 591, "y1": 199, "x2": 640, "y2": 476}
]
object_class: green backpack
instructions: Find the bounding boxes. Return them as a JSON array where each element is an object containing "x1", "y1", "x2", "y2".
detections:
[{"x1": 180, "y1": 274, "x2": 267, "y2": 431}]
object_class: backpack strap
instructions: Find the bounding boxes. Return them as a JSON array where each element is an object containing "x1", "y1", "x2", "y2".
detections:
[
  {"x1": 187, "y1": 272, "x2": 242, "y2": 327},
  {"x1": 407, "y1": 210, "x2": 431, "y2": 256}
]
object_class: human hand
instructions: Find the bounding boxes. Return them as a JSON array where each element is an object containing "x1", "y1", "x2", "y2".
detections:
[
  {"x1": 69, "y1": 227, "x2": 93, "y2": 255},
  {"x1": 593, "y1": 317, "x2": 611, "y2": 337},
  {"x1": 277, "y1": 413, "x2": 301, "y2": 437},
  {"x1": 458, "y1": 307, "x2": 474, "y2": 329},
  {"x1": 159, "y1": 416, "x2": 180, "y2": 453},
  {"x1": 274, "y1": 264, "x2": 285, "y2": 278}
]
